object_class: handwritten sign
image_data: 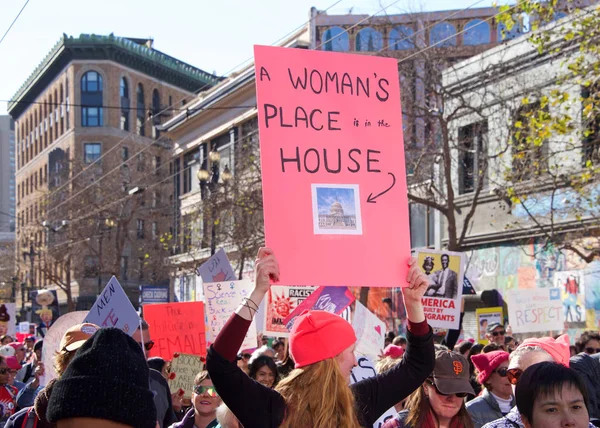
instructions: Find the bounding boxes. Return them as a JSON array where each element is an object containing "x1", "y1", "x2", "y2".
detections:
[
  {"x1": 507, "y1": 288, "x2": 564, "y2": 333},
  {"x1": 416, "y1": 249, "x2": 464, "y2": 330},
  {"x1": 353, "y1": 301, "x2": 386, "y2": 362},
  {"x1": 42, "y1": 311, "x2": 88, "y2": 382},
  {"x1": 195, "y1": 248, "x2": 236, "y2": 283},
  {"x1": 554, "y1": 271, "x2": 586, "y2": 323},
  {"x1": 84, "y1": 276, "x2": 140, "y2": 336},
  {"x1": 168, "y1": 353, "x2": 204, "y2": 399},
  {"x1": 264, "y1": 285, "x2": 317, "y2": 337},
  {"x1": 283, "y1": 286, "x2": 355, "y2": 331},
  {"x1": 204, "y1": 280, "x2": 258, "y2": 352},
  {"x1": 144, "y1": 302, "x2": 207, "y2": 359},
  {"x1": 476, "y1": 307, "x2": 503, "y2": 344},
  {"x1": 350, "y1": 356, "x2": 377, "y2": 384},
  {"x1": 254, "y1": 45, "x2": 409, "y2": 288}
]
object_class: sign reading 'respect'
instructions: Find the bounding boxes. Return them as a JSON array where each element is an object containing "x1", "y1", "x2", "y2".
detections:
[{"x1": 254, "y1": 45, "x2": 409, "y2": 288}]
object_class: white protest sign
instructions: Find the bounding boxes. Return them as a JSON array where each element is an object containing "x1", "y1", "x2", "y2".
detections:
[
  {"x1": 204, "y1": 279, "x2": 257, "y2": 352},
  {"x1": 84, "y1": 276, "x2": 140, "y2": 336},
  {"x1": 507, "y1": 288, "x2": 564, "y2": 333},
  {"x1": 42, "y1": 311, "x2": 88, "y2": 382},
  {"x1": 18, "y1": 322, "x2": 29, "y2": 334},
  {"x1": 416, "y1": 249, "x2": 464, "y2": 330},
  {"x1": 554, "y1": 271, "x2": 586, "y2": 323},
  {"x1": 374, "y1": 407, "x2": 398, "y2": 428},
  {"x1": 196, "y1": 248, "x2": 236, "y2": 283},
  {"x1": 264, "y1": 285, "x2": 317, "y2": 337},
  {"x1": 353, "y1": 302, "x2": 386, "y2": 362}
]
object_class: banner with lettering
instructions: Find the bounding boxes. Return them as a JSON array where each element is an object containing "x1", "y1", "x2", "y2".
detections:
[
  {"x1": 264, "y1": 285, "x2": 317, "y2": 337},
  {"x1": 353, "y1": 301, "x2": 386, "y2": 361},
  {"x1": 283, "y1": 286, "x2": 355, "y2": 331},
  {"x1": 415, "y1": 249, "x2": 465, "y2": 330},
  {"x1": 144, "y1": 302, "x2": 207, "y2": 358},
  {"x1": 203, "y1": 279, "x2": 258, "y2": 352},
  {"x1": 168, "y1": 353, "x2": 205, "y2": 399},
  {"x1": 195, "y1": 248, "x2": 236, "y2": 283},
  {"x1": 554, "y1": 271, "x2": 586, "y2": 323},
  {"x1": 507, "y1": 288, "x2": 564, "y2": 333},
  {"x1": 254, "y1": 45, "x2": 409, "y2": 288},
  {"x1": 84, "y1": 276, "x2": 140, "y2": 336}
]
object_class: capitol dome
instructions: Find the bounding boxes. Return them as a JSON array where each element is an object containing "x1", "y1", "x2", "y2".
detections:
[{"x1": 330, "y1": 201, "x2": 344, "y2": 216}]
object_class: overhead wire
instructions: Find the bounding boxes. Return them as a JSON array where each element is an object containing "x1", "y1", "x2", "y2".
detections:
[{"x1": 0, "y1": 0, "x2": 31, "y2": 47}]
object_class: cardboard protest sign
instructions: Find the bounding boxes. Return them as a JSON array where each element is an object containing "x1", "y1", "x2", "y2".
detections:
[
  {"x1": 0, "y1": 304, "x2": 16, "y2": 337},
  {"x1": 42, "y1": 311, "x2": 88, "y2": 382},
  {"x1": 374, "y1": 408, "x2": 398, "y2": 428},
  {"x1": 84, "y1": 276, "x2": 140, "y2": 336},
  {"x1": 204, "y1": 280, "x2": 258, "y2": 352},
  {"x1": 264, "y1": 285, "x2": 317, "y2": 337},
  {"x1": 507, "y1": 288, "x2": 564, "y2": 333},
  {"x1": 350, "y1": 356, "x2": 377, "y2": 384},
  {"x1": 31, "y1": 289, "x2": 60, "y2": 337},
  {"x1": 554, "y1": 271, "x2": 585, "y2": 323},
  {"x1": 283, "y1": 286, "x2": 355, "y2": 331},
  {"x1": 195, "y1": 248, "x2": 236, "y2": 283},
  {"x1": 168, "y1": 353, "x2": 204, "y2": 399},
  {"x1": 476, "y1": 307, "x2": 503, "y2": 344},
  {"x1": 353, "y1": 301, "x2": 386, "y2": 361},
  {"x1": 254, "y1": 45, "x2": 409, "y2": 288},
  {"x1": 144, "y1": 302, "x2": 207, "y2": 359},
  {"x1": 416, "y1": 249, "x2": 464, "y2": 330}
]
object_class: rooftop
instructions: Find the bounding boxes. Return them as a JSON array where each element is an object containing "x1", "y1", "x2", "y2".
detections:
[{"x1": 9, "y1": 33, "x2": 221, "y2": 118}]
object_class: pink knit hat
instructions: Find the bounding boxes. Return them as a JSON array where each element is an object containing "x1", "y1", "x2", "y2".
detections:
[
  {"x1": 516, "y1": 334, "x2": 570, "y2": 367},
  {"x1": 382, "y1": 344, "x2": 404, "y2": 359},
  {"x1": 471, "y1": 350, "x2": 509, "y2": 384}
]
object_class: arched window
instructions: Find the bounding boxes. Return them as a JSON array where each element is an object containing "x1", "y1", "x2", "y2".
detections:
[
  {"x1": 81, "y1": 71, "x2": 103, "y2": 127},
  {"x1": 497, "y1": 22, "x2": 521, "y2": 41},
  {"x1": 120, "y1": 77, "x2": 130, "y2": 131},
  {"x1": 389, "y1": 26, "x2": 415, "y2": 50},
  {"x1": 322, "y1": 26, "x2": 349, "y2": 52},
  {"x1": 152, "y1": 89, "x2": 160, "y2": 139},
  {"x1": 355, "y1": 28, "x2": 383, "y2": 52},
  {"x1": 429, "y1": 22, "x2": 457, "y2": 47},
  {"x1": 136, "y1": 83, "x2": 145, "y2": 136},
  {"x1": 463, "y1": 20, "x2": 491, "y2": 45}
]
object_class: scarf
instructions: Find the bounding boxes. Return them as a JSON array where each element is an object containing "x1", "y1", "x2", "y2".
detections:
[{"x1": 422, "y1": 410, "x2": 464, "y2": 428}]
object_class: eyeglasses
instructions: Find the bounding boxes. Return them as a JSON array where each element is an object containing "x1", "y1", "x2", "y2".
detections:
[
  {"x1": 0, "y1": 369, "x2": 9, "y2": 375},
  {"x1": 493, "y1": 367, "x2": 508, "y2": 377},
  {"x1": 193, "y1": 385, "x2": 219, "y2": 397},
  {"x1": 506, "y1": 368, "x2": 523, "y2": 385},
  {"x1": 137, "y1": 341, "x2": 154, "y2": 351},
  {"x1": 427, "y1": 380, "x2": 468, "y2": 398},
  {"x1": 242, "y1": 353, "x2": 251, "y2": 360},
  {"x1": 491, "y1": 330, "x2": 506, "y2": 337},
  {"x1": 585, "y1": 347, "x2": 600, "y2": 355}
]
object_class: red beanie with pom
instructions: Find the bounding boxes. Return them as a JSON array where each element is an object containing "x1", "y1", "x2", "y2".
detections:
[
  {"x1": 289, "y1": 310, "x2": 356, "y2": 368},
  {"x1": 471, "y1": 350, "x2": 509, "y2": 385}
]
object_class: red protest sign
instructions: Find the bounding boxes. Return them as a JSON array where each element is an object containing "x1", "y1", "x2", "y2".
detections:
[
  {"x1": 143, "y1": 302, "x2": 207, "y2": 359},
  {"x1": 254, "y1": 45, "x2": 409, "y2": 288}
]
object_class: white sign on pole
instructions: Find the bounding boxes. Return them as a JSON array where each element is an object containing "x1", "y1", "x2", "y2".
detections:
[
  {"x1": 507, "y1": 288, "x2": 564, "y2": 333},
  {"x1": 353, "y1": 302, "x2": 386, "y2": 362}
]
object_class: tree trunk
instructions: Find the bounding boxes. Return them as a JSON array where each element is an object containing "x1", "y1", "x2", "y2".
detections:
[{"x1": 66, "y1": 257, "x2": 75, "y2": 312}]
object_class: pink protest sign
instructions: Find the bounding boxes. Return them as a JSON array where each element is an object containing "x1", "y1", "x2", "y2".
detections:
[{"x1": 254, "y1": 45, "x2": 409, "y2": 288}]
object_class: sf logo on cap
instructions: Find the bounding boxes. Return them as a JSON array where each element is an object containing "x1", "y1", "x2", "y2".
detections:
[{"x1": 453, "y1": 361, "x2": 463, "y2": 375}]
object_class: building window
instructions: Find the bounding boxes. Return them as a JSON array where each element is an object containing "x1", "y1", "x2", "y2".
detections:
[
  {"x1": 389, "y1": 26, "x2": 415, "y2": 50},
  {"x1": 429, "y1": 22, "x2": 457, "y2": 47},
  {"x1": 322, "y1": 26, "x2": 349, "y2": 52},
  {"x1": 355, "y1": 28, "x2": 383, "y2": 52},
  {"x1": 137, "y1": 219, "x2": 145, "y2": 239},
  {"x1": 83, "y1": 143, "x2": 101, "y2": 164},
  {"x1": 458, "y1": 121, "x2": 488, "y2": 194},
  {"x1": 511, "y1": 102, "x2": 548, "y2": 181},
  {"x1": 497, "y1": 21, "x2": 523, "y2": 41},
  {"x1": 120, "y1": 77, "x2": 130, "y2": 131},
  {"x1": 183, "y1": 149, "x2": 201, "y2": 194},
  {"x1": 120, "y1": 256, "x2": 128, "y2": 280},
  {"x1": 463, "y1": 20, "x2": 491, "y2": 45},
  {"x1": 122, "y1": 146, "x2": 129, "y2": 162},
  {"x1": 137, "y1": 84, "x2": 145, "y2": 136},
  {"x1": 582, "y1": 84, "x2": 600, "y2": 165},
  {"x1": 81, "y1": 71, "x2": 103, "y2": 127},
  {"x1": 152, "y1": 89, "x2": 160, "y2": 139},
  {"x1": 409, "y1": 203, "x2": 435, "y2": 249},
  {"x1": 137, "y1": 152, "x2": 145, "y2": 172},
  {"x1": 153, "y1": 156, "x2": 161, "y2": 175},
  {"x1": 152, "y1": 222, "x2": 158, "y2": 240}
]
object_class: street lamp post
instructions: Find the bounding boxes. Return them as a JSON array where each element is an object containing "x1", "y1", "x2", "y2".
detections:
[
  {"x1": 196, "y1": 148, "x2": 232, "y2": 256},
  {"x1": 22, "y1": 242, "x2": 38, "y2": 305}
]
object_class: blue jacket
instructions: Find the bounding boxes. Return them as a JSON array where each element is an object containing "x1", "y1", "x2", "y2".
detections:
[{"x1": 467, "y1": 389, "x2": 514, "y2": 428}]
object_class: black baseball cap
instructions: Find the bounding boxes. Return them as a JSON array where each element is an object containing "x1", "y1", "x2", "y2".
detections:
[
  {"x1": 431, "y1": 350, "x2": 475, "y2": 396},
  {"x1": 486, "y1": 322, "x2": 504, "y2": 333}
]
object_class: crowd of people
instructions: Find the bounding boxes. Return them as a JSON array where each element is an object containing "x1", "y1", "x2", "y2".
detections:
[{"x1": 0, "y1": 247, "x2": 597, "y2": 428}]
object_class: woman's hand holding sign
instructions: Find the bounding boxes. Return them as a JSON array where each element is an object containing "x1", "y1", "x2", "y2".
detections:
[
  {"x1": 236, "y1": 247, "x2": 280, "y2": 321},
  {"x1": 402, "y1": 258, "x2": 428, "y2": 324}
]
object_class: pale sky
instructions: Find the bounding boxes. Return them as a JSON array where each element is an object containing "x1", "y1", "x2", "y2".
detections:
[{"x1": 0, "y1": 0, "x2": 499, "y2": 115}]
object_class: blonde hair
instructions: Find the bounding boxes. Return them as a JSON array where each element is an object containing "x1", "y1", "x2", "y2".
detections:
[
  {"x1": 376, "y1": 356, "x2": 401, "y2": 374},
  {"x1": 275, "y1": 358, "x2": 360, "y2": 428}
]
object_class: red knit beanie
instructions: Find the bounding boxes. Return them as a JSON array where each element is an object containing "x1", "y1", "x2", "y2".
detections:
[
  {"x1": 471, "y1": 350, "x2": 509, "y2": 385},
  {"x1": 289, "y1": 310, "x2": 357, "y2": 368}
]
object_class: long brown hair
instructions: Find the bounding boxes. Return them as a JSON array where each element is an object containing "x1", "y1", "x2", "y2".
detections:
[
  {"x1": 275, "y1": 358, "x2": 360, "y2": 428},
  {"x1": 404, "y1": 381, "x2": 474, "y2": 428}
]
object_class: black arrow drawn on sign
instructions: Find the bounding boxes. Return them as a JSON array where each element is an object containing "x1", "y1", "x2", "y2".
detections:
[{"x1": 366, "y1": 172, "x2": 396, "y2": 203}]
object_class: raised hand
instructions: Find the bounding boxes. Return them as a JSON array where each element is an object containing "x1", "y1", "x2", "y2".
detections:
[
  {"x1": 401, "y1": 257, "x2": 428, "y2": 323},
  {"x1": 254, "y1": 247, "x2": 280, "y2": 294}
]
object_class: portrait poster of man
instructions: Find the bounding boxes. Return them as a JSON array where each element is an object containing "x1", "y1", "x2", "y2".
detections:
[{"x1": 415, "y1": 249, "x2": 465, "y2": 330}]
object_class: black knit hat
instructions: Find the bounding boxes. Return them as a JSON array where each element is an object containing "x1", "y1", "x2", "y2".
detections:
[{"x1": 47, "y1": 328, "x2": 157, "y2": 428}]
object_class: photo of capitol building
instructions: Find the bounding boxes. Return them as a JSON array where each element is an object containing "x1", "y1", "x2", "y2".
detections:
[{"x1": 318, "y1": 200, "x2": 357, "y2": 230}]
